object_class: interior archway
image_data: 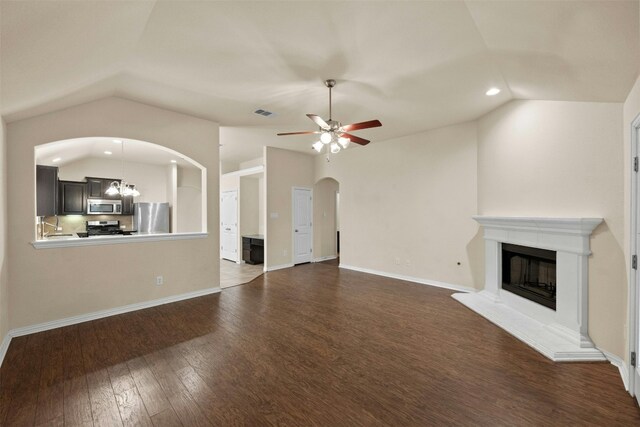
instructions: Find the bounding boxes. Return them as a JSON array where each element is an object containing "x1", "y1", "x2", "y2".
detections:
[
  {"x1": 313, "y1": 177, "x2": 340, "y2": 262},
  {"x1": 34, "y1": 136, "x2": 207, "y2": 238}
]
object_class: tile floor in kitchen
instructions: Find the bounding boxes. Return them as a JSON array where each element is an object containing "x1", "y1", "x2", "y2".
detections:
[{"x1": 220, "y1": 259, "x2": 264, "y2": 288}]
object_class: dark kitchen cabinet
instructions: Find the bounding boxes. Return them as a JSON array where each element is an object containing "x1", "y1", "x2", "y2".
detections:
[
  {"x1": 86, "y1": 177, "x2": 120, "y2": 200},
  {"x1": 36, "y1": 165, "x2": 58, "y2": 216},
  {"x1": 58, "y1": 180, "x2": 86, "y2": 215},
  {"x1": 86, "y1": 178, "x2": 104, "y2": 198},
  {"x1": 242, "y1": 235, "x2": 264, "y2": 265},
  {"x1": 122, "y1": 195, "x2": 134, "y2": 215}
]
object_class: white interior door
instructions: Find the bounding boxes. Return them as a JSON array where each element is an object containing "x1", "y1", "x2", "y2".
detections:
[
  {"x1": 293, "y1": 188, "x2": 313, "y2": 265},
  {"x1": 221, "y1": 190, "x2": 238, "y2": 262}
]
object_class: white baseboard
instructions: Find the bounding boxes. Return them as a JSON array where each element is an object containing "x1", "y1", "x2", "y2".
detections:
[
  {"x1": 9, "y1": 287, "x2": 221, "y2": 339},
  {"x1": 602, "y1": 349, "x2": 630, "y2": 391},
  {"x1": 1, "y1": 286, "x2": 221, "y2": 368},
  {"x1": 338, "y1": 264, "x2": 475, "y2": 293},
  {"x1": 313, "y1": 255, "x2": 337, "y2": 263},
  {"x1": 265, "y1": 263, "x2": 294, "y2": 272}
]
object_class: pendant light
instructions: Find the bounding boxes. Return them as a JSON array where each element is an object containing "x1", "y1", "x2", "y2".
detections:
[{"x1": 105, "y1": 140, "x2": 140, "y2": 197}]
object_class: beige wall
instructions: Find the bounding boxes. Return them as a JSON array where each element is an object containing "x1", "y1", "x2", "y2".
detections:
[
  {"x1": 0, "y1": 119, "x2": 8, "y2": 346},
  {"x1": 313, "y1": 178, "x2": 339, "y2": 259},
  {"x1": 6, "y1": 97, "x2": 219, "y2": 330},
  {"x1": 258, "y1": 176, "x2": 265, "y2": 235},
  {"x1": 265, "y1": 147, "x2": 315, "y2": 268},
  {"x1": 177, "y1": 167, "x2": 202, "y2": 233},
  {"x1": 58, "y1": 157, "x2": 169, "y2": 203},
  {"x1": 477, "y1": 99, "x2": 625, "y2": 358},
  {"x1": 240, "y1": 177, "x2": 260, "y2": 236},
  {"x1": 315, "y1": 122, "x2": 481, "y2": 289},
  {"x1": 624, "y1": 75, "x2": 640, "y2": 362}
]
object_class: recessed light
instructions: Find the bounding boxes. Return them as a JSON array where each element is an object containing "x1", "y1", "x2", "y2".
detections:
[
  {"x1": 104, "y1": 151, "x2": 112, "y2": 155},
  {"x1": 486, "y1": 87, "x2": 501, "y2": 96},
  {"x1": 170, "y1": 160, "x2": 177, "y2": 163},
  {"x1": 52, "y1": 157, "x2": 61, "y2": 163},
  {"x1": 112, "y1": 139, "x2": 122, "y2": 144}
]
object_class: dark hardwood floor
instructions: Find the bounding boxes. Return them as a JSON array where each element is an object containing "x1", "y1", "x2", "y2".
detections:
[{"x1": 1, "y1": 261, "x2": 639, "y2": 426}]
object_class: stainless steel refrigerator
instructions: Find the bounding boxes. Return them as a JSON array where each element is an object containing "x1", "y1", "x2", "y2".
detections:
[{"x1": 133, "y1": 202, "x2": 170, "y2": 234}]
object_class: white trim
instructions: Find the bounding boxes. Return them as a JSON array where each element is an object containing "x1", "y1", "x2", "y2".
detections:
[
  {"x1": 339, "y1": 264, "x2": 475, "y2": 293},
  {"x1": 602, "y1": 349, "x2": 630, "y2": 391},
  {"x1": 32, "y1": 232, "x2": 208, "y2": 249},
  {"x1": 0, "y1": 332, "x2": 11, "y2": 368},
  {"x1": 452, "y1": 292, "x2": 606, "y2": 362},
  {"x1": 264, "y1": 263, "x2": 294, "y2": 272},
  {"x1": 629, "y1": 112, "x2": 640, "y2": 397},
  {"x1": 9, "y1": 287, "x2": 221, "y2": 338},
  {"x1": 473, "y1": 216, "x2": 602, "y2": 255},
  {"x1": 221, "y1": 165, "x2": 264, "y2": 178},
  {"x1": 313, "y1": 255, "x2": 337, "y2": 263}
]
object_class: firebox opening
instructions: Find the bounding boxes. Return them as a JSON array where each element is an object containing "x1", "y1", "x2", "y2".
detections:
[{"x1": 501, "y1": 243, "x2": 557, "y2": 310}]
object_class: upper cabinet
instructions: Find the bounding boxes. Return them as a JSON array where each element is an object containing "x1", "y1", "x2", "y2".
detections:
[
  {"x1": 86, "y1": 177, "x2": 121, "y2": 200},
  {"x1": 36, "y1": 165, "x2": 58, "y2": 217},
  {"x1": 122, "y1": 195, "x2": 134, "y2": 215},
  {"x1": 58, "y1": 180, "x2": 86, "y2": 215}
]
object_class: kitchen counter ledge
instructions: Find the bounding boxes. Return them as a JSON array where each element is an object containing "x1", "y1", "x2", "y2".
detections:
[{"x1": 32, "y1": 232, "x2": 208, "y2": 249}]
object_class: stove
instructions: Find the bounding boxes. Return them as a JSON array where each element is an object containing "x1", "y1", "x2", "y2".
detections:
[{"x1": 86, "y1": 220, "x2": 124, "y2": 236}]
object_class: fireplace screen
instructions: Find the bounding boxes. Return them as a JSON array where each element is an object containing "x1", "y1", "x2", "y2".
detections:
[{"x1": 501, "y1": 243, "x2": 557, "y2": 310}]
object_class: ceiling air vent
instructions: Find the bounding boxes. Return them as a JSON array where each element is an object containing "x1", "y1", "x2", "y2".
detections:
[{"x1": 254, "y1": 108, "x2": 275, "y2": 117}]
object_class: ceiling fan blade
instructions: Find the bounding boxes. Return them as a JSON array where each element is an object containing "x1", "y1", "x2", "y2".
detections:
[
  {"x1": 277, "y1": 131, "x2": 321, "y2": 136},
  {"x1": 307, "y1": 114, "x2": 331, "y2": 130},
  {"x1": 341, "y1": 119, "x2": 382, "y2": 132},
  {"x1": 342, "y1": 132, "x2": 370, "y2": 146}
]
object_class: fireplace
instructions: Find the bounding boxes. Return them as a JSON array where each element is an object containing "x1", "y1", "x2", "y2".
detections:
[
  {"x1": 502, "y1": 243, "x2": 557, "y2": 310},
  {"x1": 453, "y1": 216, "x2": 605, "y2": 362}
]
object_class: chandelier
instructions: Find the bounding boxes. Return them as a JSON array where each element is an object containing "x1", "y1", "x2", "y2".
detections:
[{"x1": 105, "y1": 140, "x2": 140, "y2": 197}]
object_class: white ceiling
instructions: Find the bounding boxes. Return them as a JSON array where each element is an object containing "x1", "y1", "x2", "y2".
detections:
[{"x1": 2, "y1": 1, "x2": 639, "y2": 165}]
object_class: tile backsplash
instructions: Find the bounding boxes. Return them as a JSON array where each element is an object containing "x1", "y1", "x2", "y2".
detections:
[{"x1": 42, "y1": 215, "x2": 134, "y2": 233}]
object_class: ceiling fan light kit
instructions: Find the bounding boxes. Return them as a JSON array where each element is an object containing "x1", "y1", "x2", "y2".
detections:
[{"x1": 277, "y1": 79, "x2": 382, "y2": 156}]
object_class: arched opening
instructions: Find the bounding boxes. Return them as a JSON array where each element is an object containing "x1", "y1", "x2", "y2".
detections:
[
  {"x1": 34, "y1": 137, "x2": 207, "y2": 241},
  {"x1": 313, "y1": 177, "x2": 340, "y2": 262}
]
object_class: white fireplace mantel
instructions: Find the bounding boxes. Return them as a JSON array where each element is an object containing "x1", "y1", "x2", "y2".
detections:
[{"x1": 453, "y1": 216, "x2": 605, "y2": 361}]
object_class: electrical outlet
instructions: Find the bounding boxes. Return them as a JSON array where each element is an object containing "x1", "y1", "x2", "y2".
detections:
[
  {"x1": 283, "y1": 249, "x2": 288, "y2": 256},
  {"x1": 395, "y1": 257, "x2": 401, "y2": 265},
  {"x1": 156, "y1": 276, "x2": 164, "y2": 286},
  {"x1": 120, "y1": 225, "x2": 127, "y2": 229},
  {"x1": 56, "y1": 226, "x2": 63, "y2": 231}
]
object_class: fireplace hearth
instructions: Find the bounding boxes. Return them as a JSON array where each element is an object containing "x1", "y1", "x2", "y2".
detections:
[
  {"x1": 453, "y1": 216, "x2": 605, "y2": 362},
  {"x1": 502, "y1": 243, "x2": 557, "y2": 310}
]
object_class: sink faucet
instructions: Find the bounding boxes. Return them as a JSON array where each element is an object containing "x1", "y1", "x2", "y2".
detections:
[{"x1": 39, "y1": 216, "x2": 60, "y2": 239}]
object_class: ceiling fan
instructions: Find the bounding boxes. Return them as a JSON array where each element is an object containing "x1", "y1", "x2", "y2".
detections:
[{"x1": 277, "y1": 79, "x2": 382, "y2": 154}]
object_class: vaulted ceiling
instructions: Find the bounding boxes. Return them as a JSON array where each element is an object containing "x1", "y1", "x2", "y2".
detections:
[{"x1": 2, "y1": 1, "x2": 639, "y2": 163}]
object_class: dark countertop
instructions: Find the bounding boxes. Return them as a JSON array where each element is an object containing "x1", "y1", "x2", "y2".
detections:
[{"x1": 242, "y1": 234, "x2": 264, "y2": 240}]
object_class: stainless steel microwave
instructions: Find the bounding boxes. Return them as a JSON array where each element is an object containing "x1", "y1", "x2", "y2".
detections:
[{"x1": 87, "y1": 199, "x2": 122, "y2": 215}]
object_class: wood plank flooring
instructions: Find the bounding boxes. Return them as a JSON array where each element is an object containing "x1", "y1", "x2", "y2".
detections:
[{"x1": 1, "y1": 261, "x2": 639, "y2": 426}]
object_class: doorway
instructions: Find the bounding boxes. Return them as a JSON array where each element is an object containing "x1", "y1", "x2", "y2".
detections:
[
  {"x1": 313, "y1": 178, "x2": 340, "y2": 263},
  {"x1": 293, "y1": 187, "x2": 313, "y2": 265},
  {"x1": 220, "y1": 189, "x2": 238, "y2": 262}
]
